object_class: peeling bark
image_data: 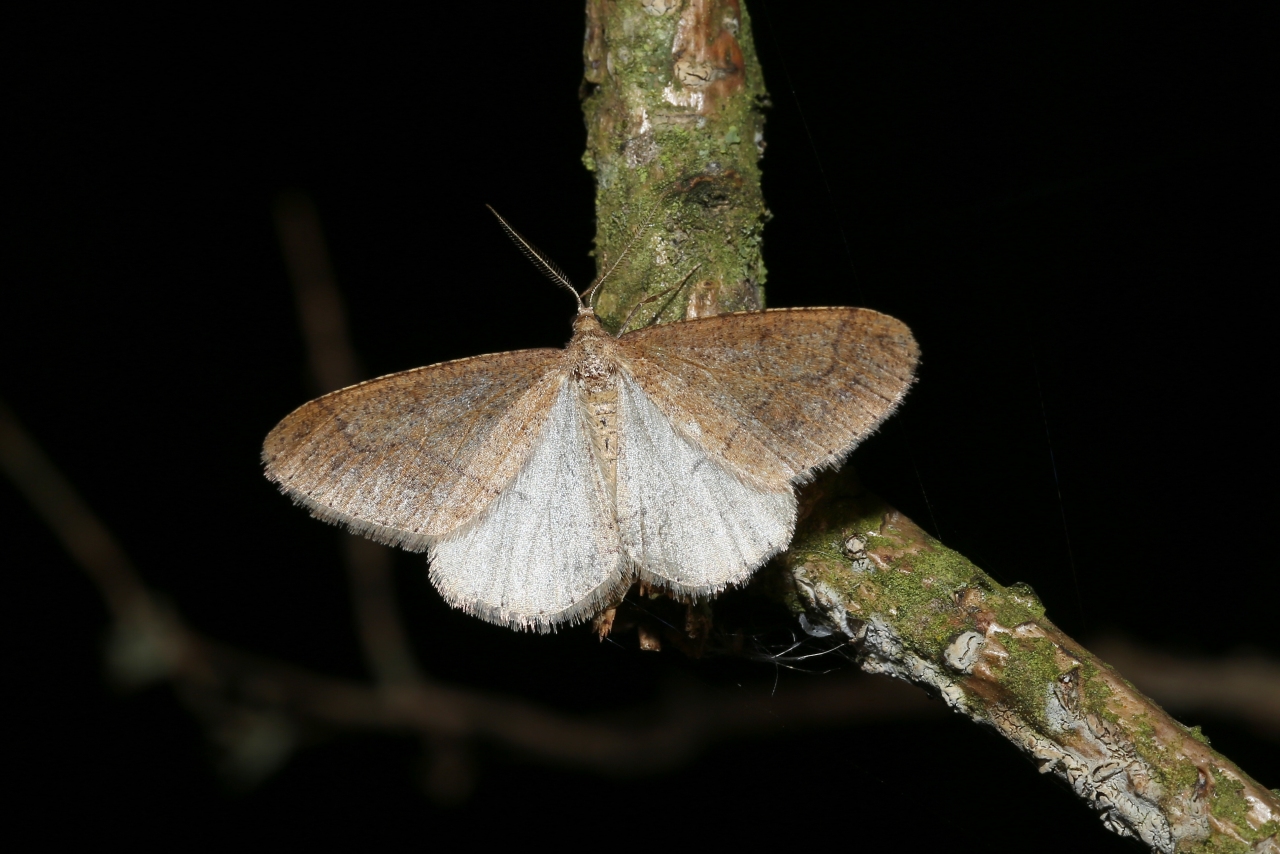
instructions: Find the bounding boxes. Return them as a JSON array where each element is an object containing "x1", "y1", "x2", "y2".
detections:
[{"x1": 579, "y1": 3, "x2": 1279, "y2": 851}]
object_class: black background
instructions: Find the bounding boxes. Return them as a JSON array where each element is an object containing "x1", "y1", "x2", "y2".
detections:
[{"x1": 6, "y1": 2, "x2": 1272, "y2": 850}]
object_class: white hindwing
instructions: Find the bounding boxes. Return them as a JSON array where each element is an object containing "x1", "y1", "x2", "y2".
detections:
[
  {"x1": 429, "y1": 380, "x2": 625, "y2": 631},
  {"x1": 615, "y1": 373, "x2": 796, "y2": 596}
]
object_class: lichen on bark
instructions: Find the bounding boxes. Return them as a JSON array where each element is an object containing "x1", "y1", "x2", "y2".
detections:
[
  {"x1": 582, "y1": 0, "x2": 769, "y2": 331},
  {"x1": 780, "y1": 468, "x2": 1278, "y2": 853}
]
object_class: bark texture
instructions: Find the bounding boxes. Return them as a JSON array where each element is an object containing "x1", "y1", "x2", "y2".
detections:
[
  {"x1": 582, "y1": 0, "x2": 769, "y2": 329},
  {"x1": 781, "y1": 469, "x2": 1278, "y2": 853},
  {"x1": 580, "y1": 3, "x2": 1279, "y2": 851}
]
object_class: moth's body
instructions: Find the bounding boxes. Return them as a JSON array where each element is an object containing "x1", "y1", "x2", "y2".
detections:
[
  {"x1": 264, "y1": 305, "x2": 918, "y2": 631},
  {"x1": 569, "y1": 312, "x2": 622, "y2": 496}
]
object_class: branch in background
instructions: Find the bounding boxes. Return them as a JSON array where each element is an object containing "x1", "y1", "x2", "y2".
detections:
[
  {"x1": 1091, "y1": 636, "x2": 1280, "y2": 743},
  {"x1": 578, "y1": 2, "x2": 1278, "y2": 851},
  {"x1": 273, "y1": 191, "x2": 424, "y2": 690}
]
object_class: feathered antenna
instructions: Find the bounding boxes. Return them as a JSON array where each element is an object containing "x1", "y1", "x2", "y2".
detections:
[{"x1": 486, "y1": 205, "x2": 582, "y2": 309}]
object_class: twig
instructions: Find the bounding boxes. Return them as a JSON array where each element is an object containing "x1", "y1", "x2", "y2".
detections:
[
  {"x1": 783, "y1": 471, "x2": 1279, "y2": 853},
  {"x1": 272, "y1": 191, "x2": 424, "y2": 688},
  {"x1": 0, "y1": 399, "x2": 151, "y2": 623}
]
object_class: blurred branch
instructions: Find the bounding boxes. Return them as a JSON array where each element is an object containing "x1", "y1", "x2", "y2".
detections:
[
  {"x1": 1091, "y1": 635, "x2": 1280, "y2": 741},
  {"x1": 272, "y1": 192, "x2": 362, "y2": 393},
  {"x1": 0, "y1": 399, "x2": 151, "y2": 623},
  {"x1": 273, "y1": 191, "x2": 422, "y2": 688}
]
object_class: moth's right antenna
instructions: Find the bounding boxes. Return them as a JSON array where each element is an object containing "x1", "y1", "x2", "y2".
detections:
[
  {"x1": 582, "y1": 182, "x2": 677, "y2": 308},
  {"x1": 486, "y1": 205, "x2": 583, "y2": 309}
]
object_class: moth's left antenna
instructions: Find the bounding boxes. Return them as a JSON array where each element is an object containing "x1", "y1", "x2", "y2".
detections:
[{"x1": 486, "y1": 205, "x2": 583, "y2": 309}]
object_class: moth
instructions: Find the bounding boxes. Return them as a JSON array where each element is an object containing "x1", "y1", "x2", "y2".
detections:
[{"x1": 263, "y1": 213, "x2": 919, "y2": 632}]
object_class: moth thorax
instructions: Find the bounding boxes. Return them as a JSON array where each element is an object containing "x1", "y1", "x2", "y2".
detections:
[{"x1": 575, "y1": 352, "x2": 614, "y2": 392}]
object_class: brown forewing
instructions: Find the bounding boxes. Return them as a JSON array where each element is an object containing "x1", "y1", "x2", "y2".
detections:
[
  {"x1": 262, "y1": 348, "x2": 566, "y2": 547},
  {"x1": 614, "y1": 308, "x2": 919, "y2": 488}
]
